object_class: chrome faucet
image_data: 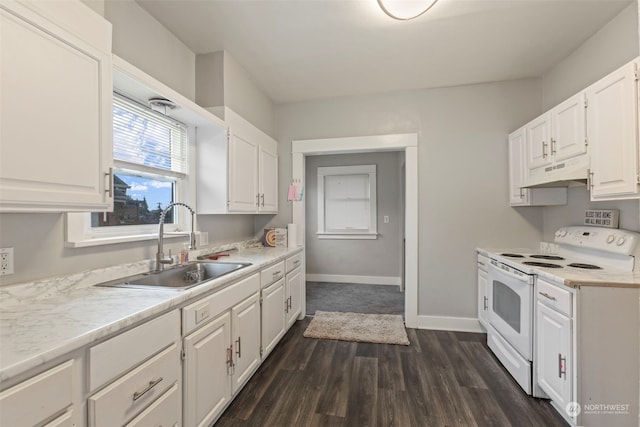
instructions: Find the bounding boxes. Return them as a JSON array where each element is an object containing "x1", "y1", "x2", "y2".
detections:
[{"x1": 156, "y1": 202, "x2": 197, "y2": 272}]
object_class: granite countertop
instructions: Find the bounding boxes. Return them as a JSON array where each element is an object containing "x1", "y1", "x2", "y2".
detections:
[
  {"x1": 0, "y1": 244, "x2": 303, "y2": 383},
  {"x1": 476, "y1": 247, "x2": 640, "y2": 289}
]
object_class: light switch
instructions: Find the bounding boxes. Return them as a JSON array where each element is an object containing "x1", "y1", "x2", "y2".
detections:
[{"x1": 383, "y1": 216, "x2": 390, "y2": 223}]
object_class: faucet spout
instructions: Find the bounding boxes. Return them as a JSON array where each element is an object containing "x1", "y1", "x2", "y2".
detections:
[{"x1": 156, "y1": 202, "x2": 197, "y2": 272}]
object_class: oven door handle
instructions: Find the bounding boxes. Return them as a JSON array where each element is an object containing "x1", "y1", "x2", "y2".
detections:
[{"x1": 489, "y1": 260, "x2": 532, "y2": 284}]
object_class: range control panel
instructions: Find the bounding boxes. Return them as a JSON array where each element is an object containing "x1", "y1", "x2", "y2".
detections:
[{"x1": 554, "y1": 226, "x2": 640, "y2": 256}]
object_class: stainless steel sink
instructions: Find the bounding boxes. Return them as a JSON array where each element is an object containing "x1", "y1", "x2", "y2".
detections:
[{"x1": 96, "y1": 262, "x2": 252, "y2": 291}]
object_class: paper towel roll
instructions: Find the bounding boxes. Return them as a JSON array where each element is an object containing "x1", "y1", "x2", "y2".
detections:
[{"x1": 287, "y1": 223, "x2": 297, "y2": 247}]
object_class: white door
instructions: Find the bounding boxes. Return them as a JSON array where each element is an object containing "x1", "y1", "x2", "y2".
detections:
[
  {"x1": 231, "y1": 293, "x2": 261, "y2": 394},
  {"x1": 551, "y1": 92, "x2": 587, "y2": 162},
  {"x1": 0, "y1": 4, "x2": 113, "y2": 212},
  {"x1": 261, "y1": 278, "x2": 286, "y2": 357},
  {"x1": 228, "y1": 131, "x2": 259, "y2": 212},
  {"x1": 526, "y1": 114, "x2": 552, "y2": 170},
  {"x1": 183, "y1": 313, "x2": 231, "y2": 427},
  {"x1": 259, "y1": 147, "x2": 278, "y2": 213},
  {"x1": 286, "y1": 268, "x2": 303, "y2": 327},
  {"x1": 536, "y1": 302, "x2": 572, "y2": 408},
  {"x1": 587, "y1": 60, "x2": 639, "y2": 199},
  {"x1": 508, "y1": 128, "x2": 530, "y2": 205}
]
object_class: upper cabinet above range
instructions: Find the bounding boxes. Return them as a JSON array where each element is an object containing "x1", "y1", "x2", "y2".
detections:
[
  {"x1": 0, "y1": 0, "x2": 113, "y2": 212},
  {"x1": 197, "y1": 107, "x2": 278, "y2": 214},
  {"x1": 524, "y1": 91, "x2": 589, "y2": 188},
  {"x1": 508, "y1": 56, "x2": 640, "y2": 203}
]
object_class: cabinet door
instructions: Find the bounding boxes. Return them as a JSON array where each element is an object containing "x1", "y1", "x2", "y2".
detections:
[
  {"x1": 262, "y1": 278, "x2": 286, "y2": 357},
  {"x1": 551, "y1": 92, "x2": 587, "y2": 162},
  {"x1": 477, "y1": 267, "x2": 489, "y2": 329},
  {"x1": 183, "y1": 312, "x2": 231, "y2": 427},
  {"x1": 526, "y1": 114, "x2": 552, "y2": 170},
  {"x1": 0, "y1": 3, "x2": 113, "y2": 212},
  {"x1": 228, "y1": 131, "x2": 259, "y2": 212},
  {"x1": 231, "y1": 293, "x2": 261, "y2": 394},
  {"x1": 587, "y1": 60, "x2": 639, "y2": 199},
  {"x1": 536, "y1": 301, "x2": 572, "y2": 408},
  {"x1": 259, "y1": 146, "x2": 278, "y2": 213},
  {"x1": 508, "y1": 128, "x2": 530, "y2": 205},
  {"x1": 286, "y1": 268, "x2": 303, "y2": 328}
]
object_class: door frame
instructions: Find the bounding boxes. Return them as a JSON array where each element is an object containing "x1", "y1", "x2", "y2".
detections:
[{"x1": 292, "y1": 134, "x2": 418, "y2": 327}]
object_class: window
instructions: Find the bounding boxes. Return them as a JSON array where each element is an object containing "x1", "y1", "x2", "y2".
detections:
[
  {"x1": 317, "y1": 165, "x2": 377, "y2": 239},
  {"x1": 66, "y1": 93, "x2": 190, "y2": 247}
]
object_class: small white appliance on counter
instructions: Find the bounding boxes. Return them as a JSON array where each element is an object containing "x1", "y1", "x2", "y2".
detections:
[{"x1": 481, "y1": 226, "x2": 640, "y2": 406}]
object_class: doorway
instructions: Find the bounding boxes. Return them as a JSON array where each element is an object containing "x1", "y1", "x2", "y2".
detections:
[{"x1": 291, "y1": 133, "x2": 418, "y2": 327}]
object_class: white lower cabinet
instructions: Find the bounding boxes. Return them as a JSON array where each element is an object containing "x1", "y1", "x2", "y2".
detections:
[
  {"x1": 87, "y1": 311, "x2": 182, "y2": 427},
  {"x1": 183, "y1": 312, "x2": 232, "y2": 427},
  {"x1": 285, "y1": 267, "x2": 303, "y2": 327},
  {"x1": 477, "y1": 253, "x2": 489, "y2": 329},
  {"x1": 230, "y1": 292, "x2": 261, "y2": 393},
  {"x1": 261, "y1": 277, "x2": 286, "y2": 358},
  {"x1": 536, "y1": 301, "x2": 572, "y2": 408},
  {"x1": 181, "y1": 271, "x2": 261, "y2": 426},
  {"x1": 0, "y1": 359, "x2": 75, "y2": 427}
]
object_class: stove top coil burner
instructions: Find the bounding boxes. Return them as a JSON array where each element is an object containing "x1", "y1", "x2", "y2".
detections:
[
  {"x1": 501, "y1": 253, "x2": 525, "y2": 258},
  {"x1": 523, "y1": 261, "x2": 563, "y2": 269},
  {"x1": 567, "y1": 263, "x2": 602, "y2": 270},
  {"x1": 530, "y1": 255, "x2": 565, "y2": 261}
]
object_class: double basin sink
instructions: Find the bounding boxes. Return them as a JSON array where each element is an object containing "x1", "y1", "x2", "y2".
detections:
[{"x1": 97, "y1": 261, "x2": 252, "y2": 291}]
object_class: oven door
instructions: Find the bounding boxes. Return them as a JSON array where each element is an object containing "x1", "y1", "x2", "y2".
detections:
[{"x1": 488, "y1": 261, "x2": 533, "y2": 360}]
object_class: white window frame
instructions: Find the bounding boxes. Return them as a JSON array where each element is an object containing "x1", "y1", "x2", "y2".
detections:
[
  {"x1": 317, "y1": 165, "x2": 377, "y2": 240},
  {"x1": 65, "y1": 97, "x2": 194, "y2": 248}
]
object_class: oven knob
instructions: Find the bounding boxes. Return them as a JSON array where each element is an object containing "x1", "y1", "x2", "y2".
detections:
[
  {"x1": 616, "y1": 237, "x2": 626, "y2": 246},
  {"x1": 607, "y1": 235, "x2": 615, "y2": 244}
]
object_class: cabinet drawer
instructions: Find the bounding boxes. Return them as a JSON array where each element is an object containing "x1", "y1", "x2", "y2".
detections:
[
  {"x1": 537, "y1": 279, "x2": 572, "y2": 317},
  {"x1": 125, "y1": 383, "x2": 181, "y2": 427},
  {"x1": 88, "y1": 343, "x2": 180, "y2": 427},
  {"x1": 286, "y1": 252, "x2": 303, "y2": 273},
  {"x1": 89, "y1": 311, "x2": 180, "y2": 392},
  {"x1": 261, "y1": 261, "x2": 285, "y2": 288},
  {"x1": 0, "y1": 360, "x2": 73, "y2": 427},
  {"x1": 182, "y1": 272, "x2": 260, "y2": 335}
]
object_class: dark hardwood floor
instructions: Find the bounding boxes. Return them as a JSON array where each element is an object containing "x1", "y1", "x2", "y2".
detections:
[{"x1": 215, "y1": 318, "x2": 568, "y2": 427}]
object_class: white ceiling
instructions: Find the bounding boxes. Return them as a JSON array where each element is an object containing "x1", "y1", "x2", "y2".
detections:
[{"x1": 136, "y1": 0, "x2": 633, "y2": 104}]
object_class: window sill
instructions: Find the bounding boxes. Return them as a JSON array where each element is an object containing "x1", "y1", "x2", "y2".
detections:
[
  {"x1": 65, "y1": 232, "x2": 190, "y2": 248},
  {"x1": 316, "y1": 233, "x2": 378, "y2": 240}
]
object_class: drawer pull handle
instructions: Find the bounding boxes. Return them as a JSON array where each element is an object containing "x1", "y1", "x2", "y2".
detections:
[
  {"x1": 558, "y1": 353, "x2": 566, "y2": 378},
  {"x1": 288, "y1": 296, "x2": 292, "y2": 310},
  {"x1": 538, "y1": 292, "x2": 557, "y2": 301},
  {"x1": 293, "y1": 260, "x2": 300, "y2": 266},
  {"x1": 483, "y1": 296, "x2": 488, "y2": 310},
  {"x1": 133, "y1": 377, "x2": 163, "y2": 401},
  {"x1": 273, "y1": 271, "x2": 282, "y2": 276}
]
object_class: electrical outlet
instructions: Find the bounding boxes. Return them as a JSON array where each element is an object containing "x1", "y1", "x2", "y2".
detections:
[{"x1": 0, "y1": 248, "x2": 14, "y2": 275}]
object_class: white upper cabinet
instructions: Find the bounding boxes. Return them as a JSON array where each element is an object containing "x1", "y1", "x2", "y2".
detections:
[
  {"x1": 197, "y1": 107, "x2": 278, "y2": 214},
  {"x1": 0, "y1": 0, "x2": 113, "y2": 212},
  {"x1": 524, "y1": 92, "x2": 588, "y2": 187},
  {"x1": 586, "y1": 58, "x2": 639, "y2": 200},
  {"x1": 509, "y1": 128, "x2": 567, "y2": 207}
]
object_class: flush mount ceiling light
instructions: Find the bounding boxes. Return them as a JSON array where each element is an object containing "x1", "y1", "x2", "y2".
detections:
[{"x1": 377, "y1": 0, "x2": 438, "y2": 20}]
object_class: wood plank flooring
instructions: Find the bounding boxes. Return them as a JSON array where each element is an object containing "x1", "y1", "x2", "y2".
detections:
[{"x1": 215, "y1": 318, "x2": 568, "y2": 427}]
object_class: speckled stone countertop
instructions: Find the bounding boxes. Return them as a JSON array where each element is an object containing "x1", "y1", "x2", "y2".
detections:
[
  {"x1": 477, "y1": 247, "x2": 640, "y2": 289},
  {"x1": 0, "y1": 242, "x2": 303, "y2": 383}
]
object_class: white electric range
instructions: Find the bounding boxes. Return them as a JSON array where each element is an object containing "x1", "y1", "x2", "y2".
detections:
[{"x1": 481, "y1": 226, "x2": 640, "y2": 398}]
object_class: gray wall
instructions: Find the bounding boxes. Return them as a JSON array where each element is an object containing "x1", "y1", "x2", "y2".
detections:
[
  {"x1": 272, "y1": 78, "x2": 545, "y2": 318},
  {"x1": 304, "y1": 152, "x2": 403, "y2": 278},
  {"x1": 540, "y1": 0, "x2": 640, "y2": 239}
]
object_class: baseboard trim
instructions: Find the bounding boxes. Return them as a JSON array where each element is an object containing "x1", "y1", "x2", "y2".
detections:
[
  {"x1": 415, "y1": 315, "x2": 484, "y2": 333},
  {"x1": 306, "y1": 274, "x2": 401, "y2": 286}
]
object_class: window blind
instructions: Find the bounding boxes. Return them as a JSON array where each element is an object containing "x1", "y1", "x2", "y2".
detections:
[{"x1": 113, "y1": 94, "x2": 188, "y2": 174}]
